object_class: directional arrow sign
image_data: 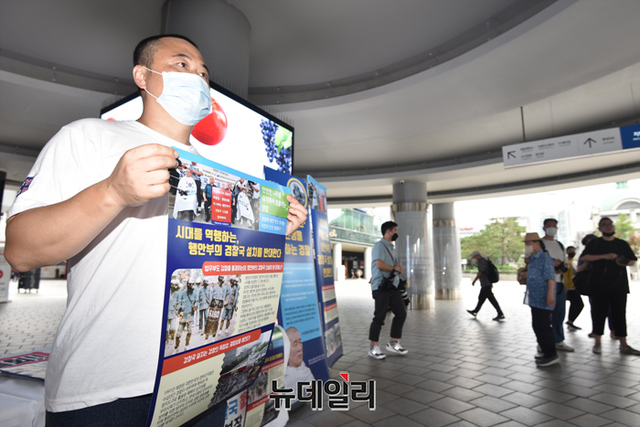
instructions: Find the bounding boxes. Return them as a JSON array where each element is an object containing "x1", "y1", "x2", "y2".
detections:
[
  {"x1": 503, "y1": 127, "x2": 623, "y2": 168},
  {"x1": 502, "y1": 135, "x2": 575, "y2": 167},
  {"x1": 576, "y1": 128, "x2": 621, "y2": 156}
]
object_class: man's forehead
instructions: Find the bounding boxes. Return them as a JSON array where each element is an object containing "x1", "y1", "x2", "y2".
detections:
[{"x1": 156, "y1": 38, "x2": 207, "y2": 64}]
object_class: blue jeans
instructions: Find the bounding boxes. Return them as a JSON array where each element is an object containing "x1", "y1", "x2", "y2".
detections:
[{"x1": 551, "y1": 285, "x2": 566, "y2": 344}]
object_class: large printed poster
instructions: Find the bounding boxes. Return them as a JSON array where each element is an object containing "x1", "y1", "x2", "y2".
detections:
[
  {"x1": 306, "y1": 176, "x2": 343, "y2": 367},
  {"x1": 148, "y1": 148, "x2": 290, "y2": 427},
  {"x1": 264, "y1": 168, "x2": 330, "y2": 388}
]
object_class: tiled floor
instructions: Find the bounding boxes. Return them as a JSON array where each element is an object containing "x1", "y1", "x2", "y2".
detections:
[
  {"x1": 2, "y1": 277, "x2": 640, "y2": 426},
  {"x1": 0, "y1": 279, "x2": 66, "y2": 356}
]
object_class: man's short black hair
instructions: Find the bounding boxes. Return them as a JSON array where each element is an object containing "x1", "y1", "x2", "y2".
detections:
[
  {"x1": 598, "y1": 217, "x2": 613, "y2": 226},
  {"x1": 566, "y1": 246, "x2": 576, "y2": 251},
  {"x1": 381, "y1": 221, "x2": 398, "y2": 236},
  {"x1": 133, "y1": 34, "x2": 199, "y2": 68},
  {"x1": 543, "y1": 218, "x2": 558, "y2": 227}
]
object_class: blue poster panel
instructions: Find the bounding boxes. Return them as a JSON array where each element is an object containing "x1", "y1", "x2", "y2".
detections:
[
  {"x1": 264, "y1": 168, "x2": 330, "y2": 386},
  {"x1": 620, "y1": 123, "x2": 640, "y2": 150},
  {"x1": 147, "y1": 148, "x2": 290, "y2": 427},
  {"x1": 307, "y1": 176, "x2": 343, "y2": 368}
]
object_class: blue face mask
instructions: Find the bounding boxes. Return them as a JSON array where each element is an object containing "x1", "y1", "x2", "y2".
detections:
[{"x1": 143, "y1": 67, "x2": 212, "y2": 126}]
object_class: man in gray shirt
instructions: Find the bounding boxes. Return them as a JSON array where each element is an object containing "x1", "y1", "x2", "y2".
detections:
[{"x1": 368, "y1": 221, "x2": 408, "y2": 360}]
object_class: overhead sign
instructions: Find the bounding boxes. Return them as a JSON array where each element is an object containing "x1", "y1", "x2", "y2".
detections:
[
  {"x1": 502, "y1": 126, "x2": 629, "y2": 168},
  {"x1": 620, "y1": 123, "x2": 640, "y2": 150}
]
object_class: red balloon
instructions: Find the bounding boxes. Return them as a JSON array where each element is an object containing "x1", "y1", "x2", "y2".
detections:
[{"x1": 192, "y1": 98, "x2": 228, "y2": 145}]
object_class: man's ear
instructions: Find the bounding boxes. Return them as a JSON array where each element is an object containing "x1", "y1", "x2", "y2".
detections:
[{"x1": 133, "y1": 65, "x2": 148, "y2": 90}]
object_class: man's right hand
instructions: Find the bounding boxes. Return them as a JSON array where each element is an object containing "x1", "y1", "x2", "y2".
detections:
[
  {"x1": 5, "y1": 144, "x2": 179, "y2": 273},
  {"x1": 104, "y1": 144, "x2": 178, "y2": 208},
  {"x1": 394, "y1": 264, "x2": 403, "y2": 275}
]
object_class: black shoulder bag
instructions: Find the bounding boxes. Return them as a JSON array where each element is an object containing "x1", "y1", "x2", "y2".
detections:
[
  {"x1": 573, "y1": 240, "x2": 599, "y2": 296},
  {"x1": 573, "y1": 264, "x2": 592, "y2": 296}
]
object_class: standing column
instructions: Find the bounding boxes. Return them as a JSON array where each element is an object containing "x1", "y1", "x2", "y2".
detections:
[
  {"x1": 392, "y1": 181, "x2": 434, "y2": 309},
  {"x1": 333, "y1": 243, "x2": 343, "y2": 281},
  {"x1": 433, "y1": 203, "x2": 462, "y2": 299},
  {"x1": 364, "y1": 247, "x2": 372, "y2": 280}
]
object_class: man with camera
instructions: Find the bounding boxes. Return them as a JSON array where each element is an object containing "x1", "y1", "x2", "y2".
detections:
[
  {"x1": 367, "y1": 221, "x2": 408, "y2": 360},
  {"x1": 541, "y1": 218, "x2": 574, "y2": 352},
  {"x1": 580, "y1": 217, "x2": 639, "y2": 355}
]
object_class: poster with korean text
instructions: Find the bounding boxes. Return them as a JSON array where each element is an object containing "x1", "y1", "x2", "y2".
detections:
[
  {"x1": 264, "y1": 168, "x2": 330, "y2": 390},
  {"x1": 148, "y1": 147, "x2": 290, "y2": 427},
  {"x1": 306, "y1": 176, "x2": 343, "y2": 367}
]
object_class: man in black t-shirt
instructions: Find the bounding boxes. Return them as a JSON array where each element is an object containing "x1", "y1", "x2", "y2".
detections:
[{"x1": 580, "y1": 217, "x2": 638, "y2": 355}]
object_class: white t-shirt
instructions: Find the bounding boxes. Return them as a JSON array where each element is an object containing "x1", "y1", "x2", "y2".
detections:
[
  {"x1": 7, "y1": 119, "x2": 197, "y2": 412},
  {"x1": 543, "y1": 239, "x2": 566, "y2": 282}
]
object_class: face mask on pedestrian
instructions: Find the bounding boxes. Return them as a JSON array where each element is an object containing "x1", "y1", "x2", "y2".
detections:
[
  {"x1": 602, "y1": 231, "x2": 615, "y2": 237},
  {"x1": 544, "y1": 227, "x2": 557, "y2": 237},
  {"x1": 391, "y1": 233, "x2": 398, "y2": 241},
  {"x1": 143, "y1": 67, "x2": 212, "y2": 125},
  {"x1": 524, "y1": 245, "x2": 534, "y2": 255},
  {"x1": 567, "y1": 251, "x2": 576, "y2": 258}
]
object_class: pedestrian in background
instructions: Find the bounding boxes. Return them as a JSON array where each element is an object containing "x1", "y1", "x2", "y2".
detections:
[
  {"x1": 467, "y1": 251, "x2": 505, "y2": 321},
  {"x1": 523, "y1": 232, "x2": 559, "y2": 367}
]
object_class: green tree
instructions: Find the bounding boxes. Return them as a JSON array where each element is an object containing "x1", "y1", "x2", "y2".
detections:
[
  {"x1": 615, "y1": 214, "x2": 635, "y2": 240},
  {"x1": 628, "y1": 234, "x2": 640, "y2": 258},
  {"x1": 460, "y1": 217, "x2": 526, "y2": 264}
]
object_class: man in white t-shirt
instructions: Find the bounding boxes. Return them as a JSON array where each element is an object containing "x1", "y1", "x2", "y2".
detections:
[
  {"x1": 541, "y1": 218, "x2": 574, "y2": 353},
  {"x1": 4, "y1": 34, "x2": 308, "y2": 426}
]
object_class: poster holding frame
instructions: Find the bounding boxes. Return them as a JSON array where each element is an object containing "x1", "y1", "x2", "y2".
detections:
[
  {"x1": 306, "y1": 176, "x2": 343, "y2": 368},
  {"x1": 147, "y1": 148, "x2": 290, "y2": 427},
  {"x1": 264, "y1": 168, "x2": 330, "y2": 389}
]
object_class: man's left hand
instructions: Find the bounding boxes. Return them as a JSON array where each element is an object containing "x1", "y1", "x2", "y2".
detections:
[{"x1": 286, "y1": 195, "x2": 308, "y2": 236}]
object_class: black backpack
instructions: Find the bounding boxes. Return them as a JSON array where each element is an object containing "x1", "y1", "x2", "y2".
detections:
[{"x1": 486, "y1": 259, "x2": 500, "y2": 283}]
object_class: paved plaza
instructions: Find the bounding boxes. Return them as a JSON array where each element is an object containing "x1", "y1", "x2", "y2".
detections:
[{"x1": 2, "y1": 277, "x2": 640, "y2": 426}]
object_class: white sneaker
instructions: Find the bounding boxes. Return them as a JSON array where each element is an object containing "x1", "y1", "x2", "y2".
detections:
[
  {"x1": 368, "y1": 345, "x2": 386, "y2": 360},
  {"x1": 555, "y1": 342, "x2": 575, "y2": 352},
  {"x1": 386, "y1": 341, "x2": 408, "y2": 355}
]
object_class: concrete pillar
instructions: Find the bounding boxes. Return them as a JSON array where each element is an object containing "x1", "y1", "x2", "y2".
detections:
[
  {"x1": 433, "y1": 203, "x2": 462, "y2": 299},
  {"x1": 392, "y1": 181, "x2": 434, "y2": 309},
  {"x1": 333, "y1": 243, "x2": 343, "y2": 281},
  {"x1": 364, "y1": 247, "x2": 372, "y2": 280},
  {"x1": 162, "y1": 0, "x2": 251, "y2": 97}
]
